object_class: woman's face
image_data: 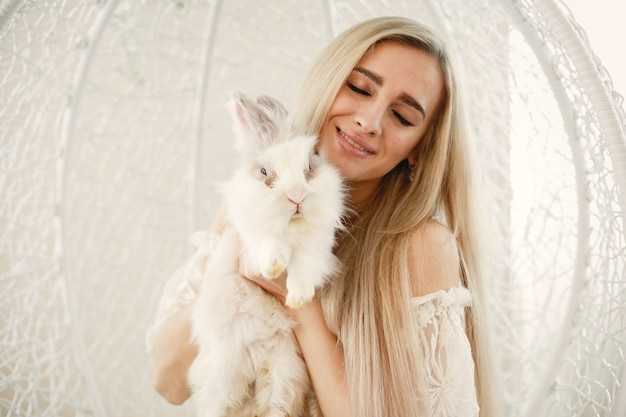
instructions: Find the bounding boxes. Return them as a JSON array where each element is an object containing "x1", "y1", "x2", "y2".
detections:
[{"x1": 318, "y1": 41, "x2": 444, "y2": 203}]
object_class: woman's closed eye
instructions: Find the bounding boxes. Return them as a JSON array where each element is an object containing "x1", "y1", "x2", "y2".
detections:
[
  {"x1": 347, "y1": 83, "x2": 370, "y2": 96},
  {"x1": 393, "y1": 110, "x2": 414, "y2": 127}
]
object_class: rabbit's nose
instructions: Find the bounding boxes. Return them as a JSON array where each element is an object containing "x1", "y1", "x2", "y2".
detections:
[
  {"x1": 288, "y1": 197, "x2": 304, "y2": 214},
  {"x1": 287, "y1": 187, "x2": 308, "y2": 204}
]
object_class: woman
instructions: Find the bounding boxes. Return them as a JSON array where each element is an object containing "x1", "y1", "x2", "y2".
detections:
[{"x1": 147, "y1": 16, "x2": 500, "y2": 417}]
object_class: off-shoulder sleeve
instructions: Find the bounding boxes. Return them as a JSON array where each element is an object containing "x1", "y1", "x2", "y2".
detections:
[
  {"x1": 411, "y1": 287, "x2": 480, "y2": 417},
  {"x1": 145, "y1": 231, "x2": 219, "y2": 353}
]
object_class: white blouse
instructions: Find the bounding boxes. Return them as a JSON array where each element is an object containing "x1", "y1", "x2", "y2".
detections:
[
  {"x1": 146, "y1": 231, "x2": 479, "y2": 417},
  {"x1": 413, "y1": 288, "x2": 480, "y2": 417}
]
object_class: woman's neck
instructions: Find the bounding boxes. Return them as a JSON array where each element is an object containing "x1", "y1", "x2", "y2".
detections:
[{"x1": 347, "y1": 178, "x2": 380, "y2": 212}]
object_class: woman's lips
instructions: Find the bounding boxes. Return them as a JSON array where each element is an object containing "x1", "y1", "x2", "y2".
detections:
[{"x1": 337, "y1": 128, "x2": 375, "y2": 155}]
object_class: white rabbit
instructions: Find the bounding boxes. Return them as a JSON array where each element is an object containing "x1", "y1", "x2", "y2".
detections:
[{"x1": 189, "y1": 93, "x2": 346, "y2": 417}]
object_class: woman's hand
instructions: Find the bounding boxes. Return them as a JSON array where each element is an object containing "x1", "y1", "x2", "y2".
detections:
[{"x1": 238, "y1": 255, "x2": 289, "y2": 306}]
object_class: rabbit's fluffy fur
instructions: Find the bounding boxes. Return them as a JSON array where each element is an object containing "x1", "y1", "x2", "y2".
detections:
[{"x1": 189, "y1": 93, "x2": 346, "y2": 417}]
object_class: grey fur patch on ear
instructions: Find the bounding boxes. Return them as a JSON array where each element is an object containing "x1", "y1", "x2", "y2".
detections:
[
  {"x1": 229, "y1": 92, "x2": 288, "y2": 150},
  {"x1": 256, "y1": 95, "x2": 288, "y2": 124}
]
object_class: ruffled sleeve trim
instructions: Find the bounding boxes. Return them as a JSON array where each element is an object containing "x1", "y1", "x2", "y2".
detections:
[
  {"x1": 411, "y1": 286, "x2": 471, "y2": 307},
  {"x1": 411, "y1": 286, "x2": 471, "y2": 328}
]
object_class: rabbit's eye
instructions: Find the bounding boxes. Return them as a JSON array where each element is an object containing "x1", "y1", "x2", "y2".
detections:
[{"x1": 259, "y1": 166, "x2": 275, "y2": 187}]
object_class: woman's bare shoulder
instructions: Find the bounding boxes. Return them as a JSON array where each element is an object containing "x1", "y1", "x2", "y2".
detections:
[{"x1": 408, "y1": 219, "x2": 461, "y2": 297}]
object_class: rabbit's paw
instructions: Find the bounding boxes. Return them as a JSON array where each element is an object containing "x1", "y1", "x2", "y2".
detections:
[
  {"x1": 285, "y1": 281, "x2": 315, "y2": 309},
  {"x1": 262, "y1": 258, "x2": 287, "y2": 280},
  {"x1": 259, "y1": 244, "x2": 290, "y2": 280}
]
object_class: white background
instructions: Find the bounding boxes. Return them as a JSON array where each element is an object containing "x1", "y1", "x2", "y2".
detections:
[{"x1": 566, "y1": 0, "x2": 626, "y2": 103}]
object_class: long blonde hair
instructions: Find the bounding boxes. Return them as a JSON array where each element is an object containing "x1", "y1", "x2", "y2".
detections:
[{"x1": 294, "y1": 16, "x2": 500, "y2": 417}]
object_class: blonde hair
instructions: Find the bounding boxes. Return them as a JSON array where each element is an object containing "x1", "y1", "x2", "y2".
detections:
[{"x1": 294, "y1": 16, "x2": 500, "y2": 417}]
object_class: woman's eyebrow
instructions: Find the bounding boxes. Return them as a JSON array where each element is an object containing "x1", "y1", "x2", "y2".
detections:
[
  {"x1": 353, "y1": 67, "x2": 426, "y2": 120},
  {"x1": 399, "y1": 93, "x2": 426, "y2": 120},
  {"x1": 354, "y1": 67, "x2": 382, "y2": 85}
]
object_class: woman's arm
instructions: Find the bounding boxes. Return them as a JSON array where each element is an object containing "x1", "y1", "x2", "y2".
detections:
[
  {"x1": 151, "y1": 303, "x2": 197, "y2": 404},
  {"x1": 291, "y1": 299, "x2": 353, "y2": 417},
  {"x1": 408, "y1": 219, "x2": 461, "y2": 296},
  {"x1": 151, "y1": 207, "x2": 228, "y2": 404}
]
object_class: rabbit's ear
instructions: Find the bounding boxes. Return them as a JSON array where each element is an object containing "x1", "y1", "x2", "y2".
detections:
[
  {"x1": 228, "y1": 92, "x2": 288, "y2": 152},
  {"x1": 256, "y1": 95, "x2": 288, "y2": 124}
]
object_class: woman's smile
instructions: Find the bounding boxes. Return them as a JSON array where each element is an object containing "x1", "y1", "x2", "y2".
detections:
[{"x1": 337, "y1": 128, "x2": 376, "y2": 156}]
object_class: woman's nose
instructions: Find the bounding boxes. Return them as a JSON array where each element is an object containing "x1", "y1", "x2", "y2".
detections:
[{"x1": 355, "y1": 102, "x2": 383, "y2": 136}]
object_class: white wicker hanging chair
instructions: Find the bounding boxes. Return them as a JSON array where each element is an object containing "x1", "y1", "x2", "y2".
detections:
[{"x1": 1, "y1": 1, "x2": 624, "y2": 416}]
